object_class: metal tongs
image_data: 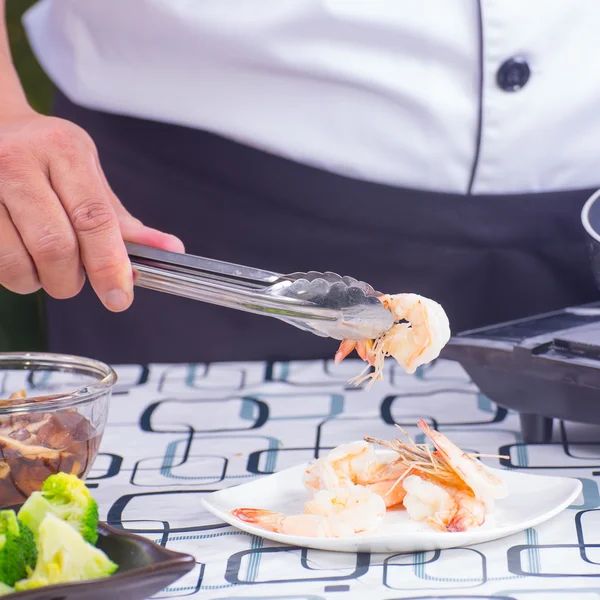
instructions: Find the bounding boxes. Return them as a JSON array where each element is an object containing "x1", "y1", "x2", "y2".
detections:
[{"x1": 126, "y1": 243, "x2": 394, "y2": 341}]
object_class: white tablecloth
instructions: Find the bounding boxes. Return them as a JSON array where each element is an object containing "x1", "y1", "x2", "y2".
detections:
[{"x1": 92, "y1": 359, "x2": 600, "y2": 599}]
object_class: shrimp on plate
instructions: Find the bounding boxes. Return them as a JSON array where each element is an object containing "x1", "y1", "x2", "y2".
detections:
[
  {"x1": 334, "y1": 293, "x2": 451, "y2": 386},
  {"x1": 302, "y1": 441, "x2": 409, "y2": 508},
  {"x1": 230, "y1": 421, "x2": 508, "y2": 539},
  {"x1": 303, "y1": 441, "x2": 379, "y2": 491},
  {"x1": 401, "y1": 475, "x2": 487, "y2": 532},
  {"x1": 417, "y1": 419, "x2": 508, "y2": 508},
  {"x1": 366, "y1": 419, "x2": 507, "y2": 532},
  {"x1": 231, "y1": 485, "x2": 386, "y2": 538}
]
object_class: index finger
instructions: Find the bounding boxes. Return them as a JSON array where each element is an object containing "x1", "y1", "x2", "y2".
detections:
[{"x1": 49, "y1": 150, "x2": 133, "y2": 312}]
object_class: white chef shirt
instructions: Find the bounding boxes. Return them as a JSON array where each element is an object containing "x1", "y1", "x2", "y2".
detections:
[{"x1": 22, "y1": 0, "x2": 600, "y2": 196}]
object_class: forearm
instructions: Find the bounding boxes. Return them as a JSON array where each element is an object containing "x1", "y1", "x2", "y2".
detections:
[{"x1": 0, "y1": 1, "x2": 31, "y2": 113}]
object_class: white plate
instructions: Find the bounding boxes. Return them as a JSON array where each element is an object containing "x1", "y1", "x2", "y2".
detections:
[{"x1": 201, "y1": 452, "x2": 582, "y2": 553}]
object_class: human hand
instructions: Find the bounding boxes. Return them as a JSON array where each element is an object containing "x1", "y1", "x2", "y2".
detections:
[{"x1": 0, "y1": 108, "x2": 184, "y2": 311}]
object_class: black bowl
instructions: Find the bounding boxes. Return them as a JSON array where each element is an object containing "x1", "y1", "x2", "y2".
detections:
[{"x1": 2, "y1": 522, "x2": 196, "y2": 600}]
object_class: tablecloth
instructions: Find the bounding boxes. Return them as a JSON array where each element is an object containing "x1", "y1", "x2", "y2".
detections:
[{"x1": 91, "y1": 358, "x2": 600, "y2": 600}]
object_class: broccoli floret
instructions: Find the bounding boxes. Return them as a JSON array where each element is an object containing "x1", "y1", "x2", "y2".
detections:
[
  {"x1": 19, "y1": 473, "x2": 99, "y2": 544},
  {"x1": 0, "y1": 583, "x2": 14, "y2": 596},
  {"x1": 0, "y1": 510, "x2": 37, "y2": 587},
  {"x1": 15, "y1": 513, "x2": 117, "y2": 591}
]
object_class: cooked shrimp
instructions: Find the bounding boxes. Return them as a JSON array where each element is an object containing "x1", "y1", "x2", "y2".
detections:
[
  {"x1": 334, "y1": 293, "x2": 451, "y2": 385},
  {"x1": 303, "y1": 441, "x2": 409, "y2": 508},
  {"x1": 402, "y1": 475, "x2": 485, "y2": 532},
  {"x1": 365, "y1": 420, "x2": 508, "y2": 531},
  {"x1": 417, "y1": 419, "x2": 508, "y2": 506},
  {"x1": 232, "y1": 421, "x2": 505, "y2": 539},
  {"x1": 446, "y1": 488, "x2": 487, "y2": 532},
  {"x1": 402, "y1": 475, "x2": 456, "y2": 531},
  {"x1": 231, "y1": 486, "x2": 386, "y2": 538},
  {"x1": 364, "y1": 468, "x2": 409, "y2": 508},
  {"x1": 303, "y1": 441, "x2": 382, "y2": 491}
]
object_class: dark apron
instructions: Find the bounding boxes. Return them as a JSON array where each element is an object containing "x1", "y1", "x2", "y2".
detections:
[{"x1": 46, "y1": 91, "x2": 599, "y2": 364}]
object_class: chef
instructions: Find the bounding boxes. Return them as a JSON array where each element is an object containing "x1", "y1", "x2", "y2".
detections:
[{"x1": 0, "y1": 0, "x2": 598, "y2": 364}]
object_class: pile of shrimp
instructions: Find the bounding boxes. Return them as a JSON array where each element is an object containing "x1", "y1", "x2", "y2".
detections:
[
  {"x1": 334, "y1": 293, "x2": 451, "y2": 386},
  {"x1": 230, "y1": 419, "x2": 508, "y2": 538}
]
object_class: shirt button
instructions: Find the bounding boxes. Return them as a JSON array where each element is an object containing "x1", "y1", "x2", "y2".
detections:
[{"x1": 496, "y1": 57, "x2": 531, "y2": 92}]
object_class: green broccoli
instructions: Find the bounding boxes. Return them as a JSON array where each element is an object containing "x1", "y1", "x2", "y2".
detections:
[
  {"x1": 19, "y1": 473, "x2": 99, "y2": 544},
  {"x1": 0, "y1": 510, "x2": 37, "y2": 587},
  {"x1": 15, "y1": 513, "x2": 117, "y2": 591},
  {"x1": 0, "y1": 583, "x2": 14, "y2": 596}
]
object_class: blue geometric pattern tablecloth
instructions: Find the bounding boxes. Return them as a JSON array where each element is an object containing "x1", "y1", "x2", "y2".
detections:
[{"x1": 91, "y1": 358, "x2": 600, "y2": 599}]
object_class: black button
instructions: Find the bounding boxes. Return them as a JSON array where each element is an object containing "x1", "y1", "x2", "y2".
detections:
[{"x1": 496, "y1": 57, "x2": 530, "y2": 92}]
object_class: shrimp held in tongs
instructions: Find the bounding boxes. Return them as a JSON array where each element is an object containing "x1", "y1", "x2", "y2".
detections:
[
  {"x1": 334, "y1": 293, "x2": 451, "y2": 386},
  {"x1": 231, "y1": 485, "x2": 386, "y2": 538}
]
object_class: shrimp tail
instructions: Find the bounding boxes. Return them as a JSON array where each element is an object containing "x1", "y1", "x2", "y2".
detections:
[
  {"x1": 356, "y1": 340, "x2": 374, "y2": 362},
  {"x1": 446, "y1": 514, "x2": 476, "y2": 532},
  {"x1": 334, "y1": 340, "x2": 357, "y2": 364},
  {"x1": 231, "y1": 508, "x2": 283, "y2": 532},
  {"x1": 335, "y1": 340, "x2": 374, "y2": 365},
  {"x1": 445, "y1": 494, "x2": 486, "y2": 532},
  {"x1": 426, "y1": 512, "x2": 454, "y2": 532}
]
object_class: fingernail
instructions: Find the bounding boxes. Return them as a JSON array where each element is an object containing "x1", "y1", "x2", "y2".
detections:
[{"x1": 104, "y1": 289, "x2": 130, "y2": 312}]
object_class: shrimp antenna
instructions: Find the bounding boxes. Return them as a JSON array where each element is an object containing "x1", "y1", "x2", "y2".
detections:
[{"x1": 394, "y1": 423, "x2": 417, "y2": 445}]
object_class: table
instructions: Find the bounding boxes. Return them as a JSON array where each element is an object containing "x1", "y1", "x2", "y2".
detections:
[{"x1": 92, "y1": 358, "x2": 599, "y2": 599}]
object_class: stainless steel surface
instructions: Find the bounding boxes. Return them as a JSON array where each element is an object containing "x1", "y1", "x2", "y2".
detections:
[{"x1": 126, "y1": 243, "x2": 394, "y2": 340}]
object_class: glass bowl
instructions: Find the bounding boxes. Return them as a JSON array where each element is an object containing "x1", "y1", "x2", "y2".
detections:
[{"x1": 0, "y1": 352, "x2": 116, "y2": 508}]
